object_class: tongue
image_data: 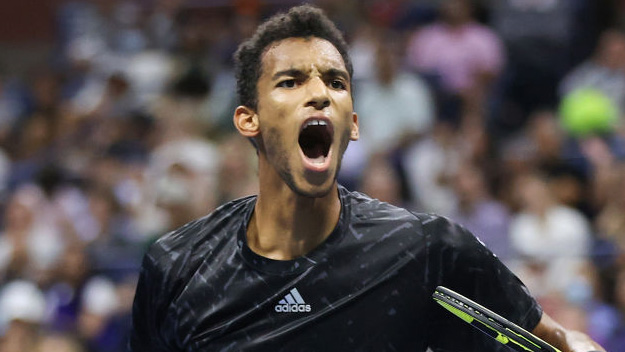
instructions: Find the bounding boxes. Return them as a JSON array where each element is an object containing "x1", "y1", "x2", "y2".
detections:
[
  {"x1": 308, "y1": 155, "x2": 326, "y2": 164},
  {"x1": 305, "y1": 144, "x2": 326, "y2": 164}
]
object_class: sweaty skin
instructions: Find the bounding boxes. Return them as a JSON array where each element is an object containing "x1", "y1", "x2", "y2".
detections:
[
  {"x1": 533, "y1": 314, "x2": 605, "y2": 352},
  {"x1": 234, "y1": 37, "x2": 359, "y2": 261}
]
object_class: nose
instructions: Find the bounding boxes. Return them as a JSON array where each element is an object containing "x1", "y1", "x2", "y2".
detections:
[{"x1": 305, "y1": 77, "x2": 330, "y2": 110}]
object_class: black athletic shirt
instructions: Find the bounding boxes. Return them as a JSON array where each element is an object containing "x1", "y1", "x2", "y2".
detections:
[{"x1": 129, "y1": 185, "x2": 542, "y2": 351}]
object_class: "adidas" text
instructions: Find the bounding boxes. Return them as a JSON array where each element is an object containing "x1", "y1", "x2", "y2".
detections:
[
  {"x1": 274, "y1": 304, "x2": 311, "y2": 313},
  {"x1": 274, "y1": 288, "x2": 312, "y2": 313}
]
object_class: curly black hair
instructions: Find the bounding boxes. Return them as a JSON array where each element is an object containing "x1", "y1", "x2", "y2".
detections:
[{"x1": 234, "y1": 5, "x2": 353, "y2": 110}]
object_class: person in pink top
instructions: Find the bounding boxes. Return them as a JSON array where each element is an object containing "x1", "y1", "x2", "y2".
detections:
[{"x1": 405, "y1": 0, "x2": 504, "y2": 122}]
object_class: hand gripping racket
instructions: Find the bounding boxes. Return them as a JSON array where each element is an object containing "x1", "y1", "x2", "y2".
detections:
[{"x1": 432, "y1": 286, "x2": 561, "y2": 352}]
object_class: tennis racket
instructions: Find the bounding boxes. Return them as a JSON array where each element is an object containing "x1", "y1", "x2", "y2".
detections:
[{"x1": 432, "y1": 286, "x2": 561, "y2": 352}]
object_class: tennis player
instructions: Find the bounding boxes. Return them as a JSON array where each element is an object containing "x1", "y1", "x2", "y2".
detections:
[{"x1": 128, "y1": 5, "x2": 605, "y2": 351}]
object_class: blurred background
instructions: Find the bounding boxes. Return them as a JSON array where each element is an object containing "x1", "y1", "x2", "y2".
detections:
[{"x1": 0, "y1": 0, "x2": 624, "y2": 350}]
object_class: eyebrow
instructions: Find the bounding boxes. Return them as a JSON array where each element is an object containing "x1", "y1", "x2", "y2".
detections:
[
  {"x1": 271, "y1": 67, "x2": 350, "y2": 82},
  {"x1": 271, "y1": 69, "x2": 305, "y2": 81},
  {"x1": 325, "y1": 68, "x2": 350, "y2": 82}
]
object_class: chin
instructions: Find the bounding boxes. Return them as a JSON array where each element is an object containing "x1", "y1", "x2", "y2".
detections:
[
  {"x1": 285, "y1": 172, "x2": 337, "y2": 199},
  {"x1": 295, "y1": 185, "x2": 334, "y2": 199}
]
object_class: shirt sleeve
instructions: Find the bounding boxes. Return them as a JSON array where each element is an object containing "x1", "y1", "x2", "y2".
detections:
[
  {"x1": 127, "y1": 245, "x2": 180, "y2": 352},
  {"x1": 421, "y1": 215, "x2": 542, "y2": 351}
]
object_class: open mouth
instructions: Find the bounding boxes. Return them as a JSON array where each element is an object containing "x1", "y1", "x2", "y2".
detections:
[{"x1": 298, "y1": 118, "x2": 333, "y2": 168}]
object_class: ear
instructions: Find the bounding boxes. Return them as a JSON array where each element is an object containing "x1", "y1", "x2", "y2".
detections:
[
  {"x1": 350, "y1": 112, "x2": 359, "y2": 141},
  {"x1": 233, "y1": 105, "x2": 260, "y2": 138}
]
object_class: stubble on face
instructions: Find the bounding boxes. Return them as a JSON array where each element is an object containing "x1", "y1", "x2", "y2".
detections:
[
  {"x1": 259, "y1": 124, "x2": 296, "y2": 193},
  {"x1": 259, "y1": 123, "x2": 352, "y2": 199},
  {"x1": 254, "y1": 37, "x2": 357, "y2": 198}
]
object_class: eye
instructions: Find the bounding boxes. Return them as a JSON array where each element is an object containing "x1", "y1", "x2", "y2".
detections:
[
  {"x1": 277, "y1": 79, "x2": 297, "y2": 88},
  {"x1": 330, "y1": 80, "x2": 346, "y2": 90}
]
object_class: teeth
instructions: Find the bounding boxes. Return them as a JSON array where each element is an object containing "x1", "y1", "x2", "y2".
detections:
[{"x1": 304, "y1": 119, "x2": 327, "y2": 128}]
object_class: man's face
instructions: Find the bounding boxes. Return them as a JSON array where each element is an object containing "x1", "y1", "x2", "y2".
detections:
[{"x1": 254, "y1": 37, "x2": 358, "y2": 197}]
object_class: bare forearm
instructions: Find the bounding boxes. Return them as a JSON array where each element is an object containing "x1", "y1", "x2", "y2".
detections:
[{"x1": 532, "y1": 313, "x2": 605, "y2": 352}]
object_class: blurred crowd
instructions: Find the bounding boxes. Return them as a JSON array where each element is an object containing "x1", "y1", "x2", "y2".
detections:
[{"x1": 0, "y1": 0, "x2": 624, "y2": 350}]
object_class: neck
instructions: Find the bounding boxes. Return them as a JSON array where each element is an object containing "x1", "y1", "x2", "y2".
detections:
[
  {"x1": 247, "y1": 159, "x2": 341, "y2": 261},
  {"x1": 444, "y1": 19, "x2": 469, "y2": 29}
]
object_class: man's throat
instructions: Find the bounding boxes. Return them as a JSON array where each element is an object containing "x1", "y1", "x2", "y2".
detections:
[{"x1": 247, "y1": 193, "x2": 340, "y2": 260}]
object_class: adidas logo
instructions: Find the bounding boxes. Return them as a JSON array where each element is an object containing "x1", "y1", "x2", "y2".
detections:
[{"x1": 274, "y1": 288, "x2": 311, "y2": 313}]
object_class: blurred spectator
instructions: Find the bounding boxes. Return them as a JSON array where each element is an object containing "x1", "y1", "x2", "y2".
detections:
[
  {"x1": 58, "y1": 0, "x2": 149, "y2": 76},
  {"x1": 35, "y1": 333, "x2": 85, "y2": 352},
  {"x1": 0, "y1": 75, "x2": 25, "y2": 144},
  {"x1": 150, "y1": 137, "x2": 220, "y2": 229},
  {"x1": 604, "y1": 267, "x2": 625, "y2": 350},
  {"x1": 496, "y1": 110, "x2": 593, "y2": 214},
  {"x1": 0, "y1": 185, "x2": 66, "y2": 283},
  {"x1": 0, "y1": 280, "x2": 47, "y2": 351},
  {"x1": 46, "y1": 245, "x2": 93, "y2": 333},
  {"x1": 0, "y1": 149, "x2": 11, "y2": 200},
  {"x1": 216, "y1": 133, "x2": 258, "y2": 204},
  {"x1": 77, "y1": 275, "x2": 126, "y2": 352},
  {"x1": 347, "y1": 23, "x2": 377, "y2": 83},
  {"x1": 45, "y1": 244, "x2": 127, "y2": 351},
  {"x1": 83, "y1": 185, "x2": 143, "y2": 280},
  {"x1": 528, "y1": 111, "x2": 566, "y2": 167},
  {"x1": 583, "y1": 265, "x2": 625, "y2": 350},
  {"x1": 359, "y1": 154, "x2": 404, "y2": 208},
  {"x1": 108, "y1": 1, "x2": 148, "y2": 55},
  {"x1": 560, "y1": 29, "x2": 625, "y2": 121},
  {"x1": 508, "y1": 172, "x2": 592, "y2": 298},
  {"x1": 24, "y1": 70, "x2": 63, "y2": 118},
  {"x1": 0, "y1": 280, "x2": 47, "y2": 332},
  {"x1": 0, "y1": 319, "x2": 40, "y2": 352},
  {"x1": 406, "y1": 0, "x2": 504, "y2": 122},
  {"x1": 489, "y1": 0, "x2": 577, "y2": 135},
  {"x1": 125, "y1": 50, "x2": 177, "y2": 108},
  {"x1": 145, "y1": 0, "x2": 183, "y2": 51},
  {"x1": 578, "y1": 136, "x2": 624, "y2": 218},
  {"x1": 347, "y1": 33, "x2": 435, "y2": 195},
  {"x1": 402, "y1": 121, "x2": 461, "y2": 215},
  {"x1": 595, "y1": 162, "x2": 625, "y2": 257},
  {"x1": 355, "y1": 34, "x2": 435, "y2": 157},
  {"x1": 527, "y1": 111, "x2": 593, "y2": 216},
  {"x1": 7, "y1": 112, "x2": 58, "y2": 190},
  {"x1": 456, "y1": 117, "x2": 492, "y2": 167},
  {"x1": 72, "y1": 72, "x2": 137, "y2": 120},
  {"x1": 449, "y1": 161, "x2": 512, "y2": 260}
]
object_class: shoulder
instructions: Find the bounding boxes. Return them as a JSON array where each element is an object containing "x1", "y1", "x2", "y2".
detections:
[
  {"x1": 551, "y1": 206, "x2": 591, "y2": 232},
  {"x1": 343, "y1": 188, "x2": 420, "y2": 224},
  {"x1": 411, "y1": 213, "x2": 499, "y2": 269},
  {"x1": 560, "y1": 62, "x2": 601, "y2": 88},
  {"x1": 418, "y1": 23, "x2": 444, "y2": 37},
  {"x1": 396, "y1": 74, "x2": 431, "y2": 94},
  {"x1": 469, "y1": 22, "x2": 498, "y2": 36},
  {"x1": 410, "y1": 24, "x2": 444, "y2": 46},
  {"x1": 145, "y1": 195, "x2": 256, "y2": 274},
  {"x1": 342, "y1": 187, "x2": 475, "y2": 246},
  {"x1": 417, "y1": 213, "x2": 481, "y2": 249},
  {"x1": 552, "y1": 205, "x2": 587, "y2": 220},
  {"x1": 510, "y1": 211, "x2": 535, "y2": 228}
]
